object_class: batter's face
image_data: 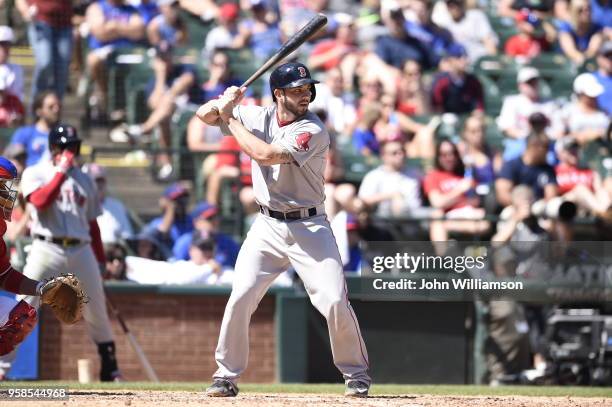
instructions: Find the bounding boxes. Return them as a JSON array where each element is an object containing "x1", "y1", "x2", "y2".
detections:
[{"x1": 277, "y1": 84, "x2": 312, "y2": 117}]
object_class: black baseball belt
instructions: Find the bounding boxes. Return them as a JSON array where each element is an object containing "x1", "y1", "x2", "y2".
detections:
[
  {"x1": 259, "y1": 205, "x2": 320, "y2": 221},
  {"x1": 34, "y1": 235, "x2": 85, "y2": 248}
]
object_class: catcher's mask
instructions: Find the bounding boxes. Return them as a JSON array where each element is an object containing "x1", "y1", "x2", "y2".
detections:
[{"x1": 0, "y1": 157, "x2": 18, "y2": 222}]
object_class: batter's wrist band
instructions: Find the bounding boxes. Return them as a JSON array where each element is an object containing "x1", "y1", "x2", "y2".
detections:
[{"x1": 36, "y1": 281, "x2": 44, "y2": 296}]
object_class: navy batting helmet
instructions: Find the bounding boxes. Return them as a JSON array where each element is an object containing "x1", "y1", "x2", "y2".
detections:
[
  {"x1": 270, "y1": 62, "x2": 319, "y2": 102},
  {"x1": 49, "y1": 124, "x2": 81, "y2": 153}
]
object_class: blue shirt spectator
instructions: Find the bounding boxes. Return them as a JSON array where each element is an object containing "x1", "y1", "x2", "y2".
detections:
[
  {"x1": 146, "y1": 183, "x2": 194, "y2": 244},
  {"x1": 138, "y1": 0, "x2": 159, "y2": 25},
  {"x1": 171, "y1": 201, "x2": 239, "y2": 267},
  {"x1": 404, "y1": 20, "x2": 454, "y2": 67},
  {"x1": 593, "y1": 41, "x2": 612, "y2": 114},
  {"x1": 173, "y1": 231, "x2": 239, "y2": 267},
  {"x1": 10, "y1": 126, "x2": 49, "y2": 167},
  {"x1": 8, "y1": 90, "x2": 61, "y2": 167},
  {"x1": 591, "y1": 0, "x2": 612, "y2": 28},
  {"x1": 497, "y1": 156, "x2": 557, "y2": 200},
  {"x1": 556, "y1": 20, "x2": 602, "y2": 51},
  {"x1": 88, "y1": 0, "x2": 142, "y2": 50},
  {"x1": 352, "y1": 128, "x2": 380, "y2": 156},
  {"x1": 374, "y1": 34, "x2": 429, "y2": 69}
]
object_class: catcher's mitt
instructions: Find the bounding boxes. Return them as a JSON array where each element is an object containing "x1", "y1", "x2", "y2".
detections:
[{"x1": 39, "y1": 274, "x2": 88, "y2": 324}]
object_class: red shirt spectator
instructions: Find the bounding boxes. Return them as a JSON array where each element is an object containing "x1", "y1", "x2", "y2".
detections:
[
  {"x1": 555, "y1": 163, "x2": 595, "y2": 195},
  {"x1": 216, "y1": 137, "x2": 252, "y2": 185},
  {"x1": 505, "y1": 35, "x2": 549, "y2": 58},
  {"x1": 0, "y1": 92, "x2": 24, "y2": 127},
  {"x1": 423, "y1": 169, "x2": 471, "y2": 211},
  {"x1": 29, "y1": 0, "x2": 73, "y2": 28}
]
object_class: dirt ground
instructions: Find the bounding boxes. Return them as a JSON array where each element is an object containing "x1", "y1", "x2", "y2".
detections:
[{"x1": 11, "y1": 391, "x2": 612, "y2": 407}]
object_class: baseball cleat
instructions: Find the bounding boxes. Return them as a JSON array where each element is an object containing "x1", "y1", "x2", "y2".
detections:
[
  {"x1": 344, "y1": 380, "x2": 369, "y2": 398},
  {"x1": 205, "y1": 379, "x2": 239, "y2": 397}
]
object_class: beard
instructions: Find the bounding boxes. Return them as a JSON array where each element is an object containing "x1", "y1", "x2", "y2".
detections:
[{"x1": 281, "y1": 95, "x2": 309, "y2": 117}]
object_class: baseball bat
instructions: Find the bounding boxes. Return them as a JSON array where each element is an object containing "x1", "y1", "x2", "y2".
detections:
[
  {"x1": 241, "y1": 13, "x2": 328, "y2": 88},
  {"x1": 105, "y1": 295, "x2": 160, "y2": 382}
]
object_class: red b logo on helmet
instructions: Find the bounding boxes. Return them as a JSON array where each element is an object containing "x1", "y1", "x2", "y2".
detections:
[
  {"x1": 298, "y1": 66, "x2": 307, "y2": 78},
  {"x1": 296, "y1": 132, "x2": 312, "y2": 151}
]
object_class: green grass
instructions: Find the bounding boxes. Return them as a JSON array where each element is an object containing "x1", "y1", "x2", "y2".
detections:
[{"x1": 1, "y1": 382, "x2": 612, "y2": 398}]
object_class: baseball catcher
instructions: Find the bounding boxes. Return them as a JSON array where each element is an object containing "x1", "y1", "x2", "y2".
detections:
[{"x1": 0, "y1": 156, "x2": 86, "y2": 357}]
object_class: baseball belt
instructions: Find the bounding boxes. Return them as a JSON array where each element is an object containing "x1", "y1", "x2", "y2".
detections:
[
  {"x1": 259, "y1": 205, "x2": 321, "y2": 221},
  {"x1": 34, "y1": 235, "x2": 85, "y2": 248}
]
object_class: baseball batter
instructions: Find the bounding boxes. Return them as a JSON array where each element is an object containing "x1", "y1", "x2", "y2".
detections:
[
  {"x1": 0, "y1": 125, "x2": 122, "y2": 381},
  {"x1": 196, "y1": 62, "x2": 370, "y2": 397}
]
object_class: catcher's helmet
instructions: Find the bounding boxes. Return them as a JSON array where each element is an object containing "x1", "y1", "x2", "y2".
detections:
[
  {"x1": 49, "y1": 124, "x2": 81, "y2": 153},
  {"x1": 0, "y1": 156, "x2": 18, "y2": 222},
  {"x1": 270, "y1": 62, "x2": 319, "y2": 102}
]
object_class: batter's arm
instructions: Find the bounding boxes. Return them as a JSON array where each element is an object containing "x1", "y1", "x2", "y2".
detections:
[
  {"x1": 195, "y1": 99, "x2": 224, "y2": 126},
  {"x1": 226, "y1": 117, "x2": 295, "y2": 166}
]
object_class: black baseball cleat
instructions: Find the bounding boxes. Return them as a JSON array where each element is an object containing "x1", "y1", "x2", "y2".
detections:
[
  {"x1": 205, "y1": 379, "x2": 239, "y2": 397},
  {"x1": 344, "y1": 380, "x2": 369, "y2": 398}
]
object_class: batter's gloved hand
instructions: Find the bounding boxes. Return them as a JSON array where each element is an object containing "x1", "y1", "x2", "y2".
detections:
[
  {"x1": 56, "y1": 150, "x2": 75, "y2": 173},
  {"x1": 37, "y1": 274, "x2": 88, "y2": 324},
  {"x1": 216, "y1": 96, "x2": 236, "y2": 123}
]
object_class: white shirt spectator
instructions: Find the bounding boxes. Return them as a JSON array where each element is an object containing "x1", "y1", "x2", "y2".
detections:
[
  {"x1": 98, "y1": 196, "x2": 134, "y2": 244},
  {"x1": 358, "y1": 166, "x2": 424, "y2": 217},
  {"x1": 0, "y1": 64, "x2": 24, "y2": 100},
  {"x1": 559, "y1": 102, "x2": 610, "y2": 136},
  {"x1": 496, "y1": 94, "x2": 563, "y2": 139},
  {"x1": 310, "y1": 83, "x2": 357, "y2": 135},
  {"x1": 433, "y1": 8, "x2": 498, "y2": 63}
]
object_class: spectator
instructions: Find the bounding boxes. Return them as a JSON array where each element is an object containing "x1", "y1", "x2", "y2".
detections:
[
  {"x1": 8, "y1": 90, "x2": 60, "y2": 167},
  {"x1": 15, "y1": 0, "x2": 73, "y2": 100},
  {"x1": 198, "y1": 49, "x2": 244, "y2": 104},
  {"x1": 358, "y1": 140, "x2": 439, "y2": 222},
  {"x1": 558, "y1": 73, "x2": 610, "y2": 145},
  {"x1": 430, "y1": 44, "x2": 484, "y2": 114},
  {"x1": 396, "y1": 59, "x2": 430, "y2": 116},
  {"x1": 0, "y1": 73, "x2": 25, "y2": 127},
  {"x1": 309, "y1": 14, "x2": 360, "y2": 84},
  {"x1": 557, "y1": 0, "x2": 604, "y2": 65},
  {"x1": 110, "y1": 43, "x2": 197, "y2": 180},
  {"x1": 0, "y1": 26, "x2": 24, "y2": 100},
  {"x1": 423, "y1": 138, "x2": 489, "y2": 237},
  {"x1": 593, "y1": 41, "x2": 612, "y2": 114},
  {"x1": 85, "y1": 0, "x2": 145, "y2": 117},
  {"x1": 147, "y1": 0, "x2": 187, "y2": 48},
  {"x1": 374, "y1": 4, "x2": 429, "y2": 70},
  {"x1": 204, "y1": 136, "x2": 255, "y2": 217},
  {"x1": 497, "y1": 67, "x2": 562, "y2": 160},
  {"x1": 172, "y1": 201, "x2": 240, "y2": 268},
  {"x1": 131, "y1": 225, "x2": 172, "y2": 261},
  {"x1": 137, "y1": 0, "x2": 160, "y2": 26},
  {"x1": 433, "y1": 0, "x2": 498, "y2": 63},
  {"x1": 103, "y1": 243, "x2": 128, "y2": 280},
  {"x1": 495, "y1": 133, "x2": 558, "y2": 207},
  {"x1": 404, "y1": 0, "x2": 456, "y2": 67},
  {"x1": 186, "y1": 50, "x2": 244, "y2": 154},
  {"x1": 310, "y1": 67, "x2": 358, "y2": 136},
  {"x1": 554, "y1": 136, "x2": 610, "y2": 217},
  {"x1": 83, "y1": 163, "x2": 134, "y2": 244},
  {"x1": 203, "y1": 2, "x2": 241, "y2": 57},
  {"x1": 458, "y1": 114, "x2": 501, "y2": 190},
  {"x1": 504, "y1": 9, "x2": 554, "y2": 60},
  {"x1": 146, "y1": 182, "x2": 193, "y2": 249},
  {"x1": 352, "y1": 102, "x2": 383, "y2": 156},
  {"x1": 356, "y1": 75, "x2": 383, "y2": 114},
  {"x1": 235, "y1": 0, "x2": 282, "y2": 64}
]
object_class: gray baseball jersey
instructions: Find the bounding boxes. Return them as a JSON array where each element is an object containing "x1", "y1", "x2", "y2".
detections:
[
  {"x1": 222, "y1": 105, "x2": 329, "y2": 212},
  {"x1": 212, "y1": 105, "x2": 370, "y2": 387},
  {"x1": 21, "y1": 160, "x2": 101, "y2": 241}
]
